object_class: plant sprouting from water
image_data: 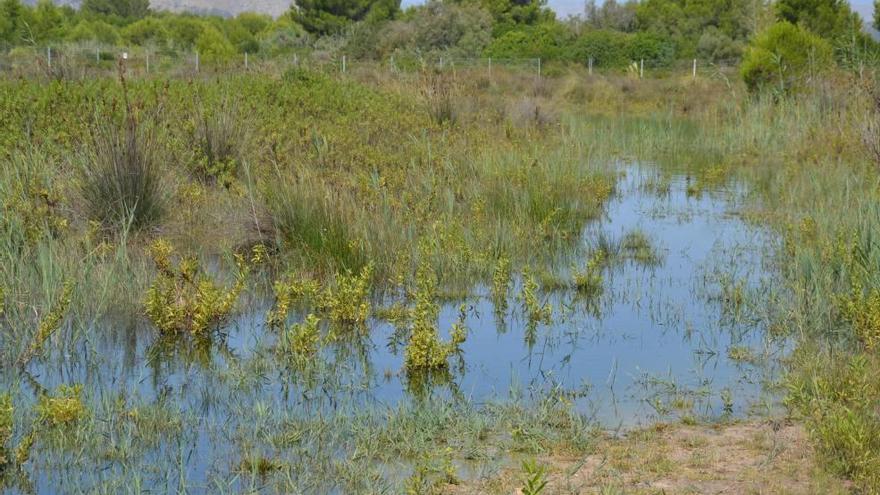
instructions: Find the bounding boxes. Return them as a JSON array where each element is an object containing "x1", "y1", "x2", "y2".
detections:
[
  {"x1": 267, "y1": 275, "x2": 320, "y2": 328},
  {"x1": 144, "y1": 239, "x2": 255, "y2": 336},
  {"x1": 280, "y1": 313, "x2": 322, "y2": 364},
  {"x1": 573, "y1": 250, "x2": 605, "y2": 296},
  {"x1": 404, "y1": 262, "x2": 467, "y2": 372},
  {"x1": 36, "y1": 384, "x2": 86, "y2": 427},
  {"x1": 17, "y1": 282, "x2": 74, "y2": 368},
  {"x1": 491, "y1": 255, "x2": 511, "y2": 314},
  {"x1": 520, "y1": 267, "x2": 552, "y2": 328},
  {"x1": 318, "y1": 263, "x2": 374, "y2": 329}
]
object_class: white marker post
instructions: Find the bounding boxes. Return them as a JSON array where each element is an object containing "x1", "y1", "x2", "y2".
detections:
[
  {"x1": 693, "y1": 58, "x2": 697, "y2": 80},
  {"x1": 588, "y1": 57, "x2": 593, "y2": 75},
  {"x1": 342, "y1": 55, "x2": 346, "y2": 73},
  {"x1": 640, "y1": 59, "x2": 644, "y2": 79},
  {"x1": 195, "y1": 51, "x2": 200, "y2": 73},
  {"x1": 47, "y1": 47, "x2": 52, "y2": 69},
  {"x1": 245, "y1": 52, "x2": 248, "y2": 70}
]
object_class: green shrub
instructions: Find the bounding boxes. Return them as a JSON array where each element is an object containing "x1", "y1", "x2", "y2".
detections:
[{"x1": 740, "y1": 22, "x2": 834, "y2": 93}]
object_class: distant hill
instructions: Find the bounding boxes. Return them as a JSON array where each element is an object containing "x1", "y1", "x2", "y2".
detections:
[{"x1": 25, "y1": 0, "x2": 290, "y2": 17}]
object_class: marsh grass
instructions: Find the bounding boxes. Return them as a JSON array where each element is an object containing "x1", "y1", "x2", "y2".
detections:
[
  {"x1": 2, "y1": 60, "x2": 879, "y2": 492},
  {"x1": 81, "y1": 108, "x2": 165, "y2": 232}
]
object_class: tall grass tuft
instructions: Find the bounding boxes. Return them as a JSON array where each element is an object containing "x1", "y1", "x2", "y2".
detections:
[
  {"x1": 81, "y1": 108, "x2": 165, "y2": 232},
  {"x1": 192, "y1": 98, "x2": 242, "y2": 187}
]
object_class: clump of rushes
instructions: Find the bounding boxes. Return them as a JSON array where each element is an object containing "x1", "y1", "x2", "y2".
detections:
[
  {"x1": 404, "y1": 262, "x2": 467, "y2": 372},
  {"x1": 491, "y1": 255, "x2": 512, "y2": 314},
  {"x1": 17, "y1": 282, "x2": 74, "y2": 368},
  {"x1": 573, "y1": 250, "x2": 605, "y2": 296},
  {"x1": 81, "y1": 105, "x2": 164, "y2": 232},
  {"x1": 144, "y1": 239, "x2": 257, "y2": 336},
  {"x1": 520, "y1": 267, "x2": 552, "y2": 327}
]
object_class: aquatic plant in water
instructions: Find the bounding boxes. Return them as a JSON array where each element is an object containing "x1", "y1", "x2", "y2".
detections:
[
  {"x1": 318, "y1": 263, "x2": 374, "y2": 329},
  {"x1": 36, "y1": 384, "x2": 86, "y2": 427},
  {"x1": 280, "y1": 313, "x2": 322, "y2": 364},
  {"x1": 573, "y1": 250, "x2": 605, "y2": 296},
  {"x1": 491, "y1": 255, "x2": 512, "y2": 314},
  {"x1": 17, "y1": 282, "x2": 74, "y2": 367},
  {"x1": 404, "y1": 263, "x2": 466, "y2": 372},
  {"x1": 520, "y1": 267, "x2": 552, "y2": 327},
  {"x1": 144, "y1": 239, "x2": 254, "y2": 336}
]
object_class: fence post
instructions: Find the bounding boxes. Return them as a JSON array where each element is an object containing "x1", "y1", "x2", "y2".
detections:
[
  {"x1": 588, "y1": 57, "x2": 593, "y2": 75},
  {"x1": 146, "y1": 51, "x2": 150, "y2": 74},
  {"x1": 537, "y1": 58, "x2": 541, "y2": 79},
  {"x1": 195, "y1": 51, "x2": 199, "y2": 72},
  {"x1": 342, "y1": 55, "x2": 346, "y2": 73},
  {"x1": 692, "y1": 58, "x2": 696, "y2": 80},
  {"x1": 47, "y1": 47, "x2": 52, "y2": 69},
  {"x1": 488, "y1": 57, "x2": 491, "y2": 76},
  {"x1": 96, "y1": 47, "x2": 99, "y2": 63},
  {"x1": 245, "y1": 52, "x2": 248, "y2": 70},
  {"x1": 639, "y1": 58, "x2": 643, "y2": 79}
]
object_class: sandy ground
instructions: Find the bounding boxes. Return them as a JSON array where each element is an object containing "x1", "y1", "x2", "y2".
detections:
[{"x1": 452, "y1": 420, "x2": 852, "y2": 494}]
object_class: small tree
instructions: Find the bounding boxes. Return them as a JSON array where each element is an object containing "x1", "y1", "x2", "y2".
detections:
[
  {"x1": 740, "y1": 21, "x2": 833, "y2": 93},
  {"x1": 291, "y1": 0, "x2": 401, "y2": 36}
]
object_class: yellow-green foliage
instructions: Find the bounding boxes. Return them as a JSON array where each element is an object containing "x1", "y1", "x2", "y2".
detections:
[
  {"x1": 404, "y1": 264, "x2": 467, "y2": 372},
  {"x1": 36, "y1": 384, "x2": 86, "y2": 427},
  {"x1": 491, "y1": 255, "x2": 512, "y2": 313},
  {"x1": 267, "y1": 275, "x2": 320, "y2": 328},
  {"x1": 573, "y1": 250, "x2": 605, "y2": 296},
  {"x1": 144, "y1": 239, "x2": 250, "y2": 336},
  {"x1": 520, "y1": 267, "x2": 552, "y2": 327},
  {"x1": 1, "y1": 177, "x2": 68, "y2": 246},
  {"x1": 0, "y1": 394, "x2": 11, "y2": 467},
  {"x1": 839, "y1": 282, "x2": 880, "y2": 351},
  {"x1": 317, "y1": 264, "x2": 373, "y2": 328},
  {"x1": 282, "y1": 313, "x2": 322, "y2": 362},
  {"x1": 787, "y1": 353, "x2": 880, "y2": 489}
]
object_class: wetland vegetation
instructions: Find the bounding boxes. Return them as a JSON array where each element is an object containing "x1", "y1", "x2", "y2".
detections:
[{"x1": 2, "y1": 0, "x2": 880, "y2": 493}]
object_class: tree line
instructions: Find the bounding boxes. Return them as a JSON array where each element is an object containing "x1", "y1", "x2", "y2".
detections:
[{"x1": 0, "y1": 0, "x2": 877, "y2": 86}]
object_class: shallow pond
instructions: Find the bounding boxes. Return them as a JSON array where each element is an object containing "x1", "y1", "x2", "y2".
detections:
[{"x1": 15, "y1": 164, "x2": 784, "y2": 493}]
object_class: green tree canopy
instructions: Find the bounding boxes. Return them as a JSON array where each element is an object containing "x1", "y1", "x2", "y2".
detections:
[
  {"x1": 455, "y1": 0, "x2": 554, "y2": 35},
  {"x1": 0, "y1": 0, "x2": 28, "y2": 44},
  {"x1": 291, "y1": 0, "x2": 401, "y2": 35},
  {"x1": 82, "y1": 0, "x2": 150, "y2": 19},
  {"x1": 775, "y1": 0, "x2": 862, "y2": 40}
]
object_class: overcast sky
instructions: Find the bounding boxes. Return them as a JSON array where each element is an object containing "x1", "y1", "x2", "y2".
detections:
[{"x1": 402, "y1": 0, "x2": 875, "y2": 23}]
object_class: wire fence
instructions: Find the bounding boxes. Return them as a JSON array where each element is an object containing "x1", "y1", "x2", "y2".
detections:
[{"x1": 0, "y1": 43, "x2": 790, "y2": 82}]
